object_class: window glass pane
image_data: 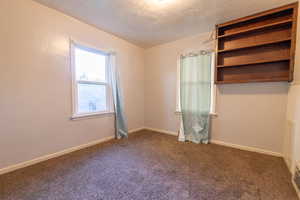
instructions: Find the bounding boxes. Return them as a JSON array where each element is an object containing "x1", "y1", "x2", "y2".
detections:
[
  {"x1": 75, "y1": 47, "x2": 106, "y2": 82},
  {"x1": 77, "y1": 83, "x2": 107, "y2": 113}
]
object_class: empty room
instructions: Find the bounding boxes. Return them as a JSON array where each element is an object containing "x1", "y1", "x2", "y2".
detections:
[{"x1": 1, "y1": 0, "x2": 300, "y2": 199}]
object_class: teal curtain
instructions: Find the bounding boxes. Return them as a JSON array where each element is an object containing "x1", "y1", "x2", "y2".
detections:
[
  {"x1": 108, "y1": 53, "x2": 128, "y2": 139},
  {"x1": 180, "y1": 52, "x2": 211, "y2": 144}
]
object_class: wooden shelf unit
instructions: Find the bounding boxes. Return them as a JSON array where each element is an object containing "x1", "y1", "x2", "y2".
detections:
[{"x1": 215, "y1": 3, "x2": 298, "y2": 84}]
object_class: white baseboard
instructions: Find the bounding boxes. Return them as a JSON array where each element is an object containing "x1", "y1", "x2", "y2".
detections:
[
  {"x1": 211, "y1": 140, "x2": 282, "y2": 157},
  {"x1": 144, "y1": 127, "x2": 178, "y2": 136},
  {"x1": 0, "y1": 127, "x2": 146, "y2": 176},
  {"x1": 144, "y1": 127, "x2": 282, "y2": 157},
  {"x1": 284, "y1": 156, "x2": 293, "y2": 173},
  {"x1": 0, "y1": 135, "x2": 115, "y2": 176},
  {"x1": 0, "y1": 127, "x2": 283, "y2": 176},
  {"x1": 128, "y1": 127, "x2": 145, "y2": 134},
  {"x1": 0, "y1": 127, "x2": 146, "y2": 175}
]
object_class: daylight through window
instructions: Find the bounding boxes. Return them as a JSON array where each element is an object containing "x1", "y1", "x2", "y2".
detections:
[{"x1": 71, "y1": 43, "x2": 111, "y2": 117}]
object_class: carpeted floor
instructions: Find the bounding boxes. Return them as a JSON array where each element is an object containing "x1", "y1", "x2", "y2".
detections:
[{"x1": 0, "y1": 130, "x2": 297, "y2": 200}]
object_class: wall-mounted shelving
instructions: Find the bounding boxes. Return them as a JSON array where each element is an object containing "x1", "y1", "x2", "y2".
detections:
[{"x1": 215, "y1": 3, "x2": 298, "y2": 84}]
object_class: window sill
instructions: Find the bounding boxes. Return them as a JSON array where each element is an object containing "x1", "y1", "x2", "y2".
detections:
[
  {"x1": 71, "y1": 112, "x2": 115, "y2": 121},
  {"x1": 175, "y1": 111, "x2": 218, "y2": 117}
]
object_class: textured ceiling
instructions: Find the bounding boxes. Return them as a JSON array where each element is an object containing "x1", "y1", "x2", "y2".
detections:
[{"x1": 33, "y1": 0, "x2": 297, "y2": 48}]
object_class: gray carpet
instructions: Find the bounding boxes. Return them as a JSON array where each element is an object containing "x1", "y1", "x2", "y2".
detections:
[{"x1": 0, "y1": 130, "x2": 297, "y2": 200}]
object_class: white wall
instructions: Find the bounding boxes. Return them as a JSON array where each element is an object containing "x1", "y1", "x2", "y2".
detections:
[
  {"x1": 284, "y1": 2, "x2": 300, "y2": 173},
  {"x1": 0, "y1": 0, "x2": 144, "y2": 169},
  {"x1": 145, "y1": 32, "x2": 288, "y2": 154},
  {"x1": 0, "y1": 0, "x2": 295, "y2": 171},
  {"x1": 285, "y1": 85, "x2": 300, "y2": 171}
]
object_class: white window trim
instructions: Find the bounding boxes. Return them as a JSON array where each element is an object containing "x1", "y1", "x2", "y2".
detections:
[
  {"x1": 175, "y1": 52, "x2": 217, "y2": 116},
  {"x1": 70, "y1": 40, "x2": 114, "y2": 120}
]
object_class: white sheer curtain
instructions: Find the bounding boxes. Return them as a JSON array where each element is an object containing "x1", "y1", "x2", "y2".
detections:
[{"x1": 178, "y1": 51, "x2": 213, "y2": 144}]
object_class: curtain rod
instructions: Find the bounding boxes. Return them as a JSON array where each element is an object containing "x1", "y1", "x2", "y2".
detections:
[{"x1": 181, "y1": 49, "x2": 214, "y2": 58}]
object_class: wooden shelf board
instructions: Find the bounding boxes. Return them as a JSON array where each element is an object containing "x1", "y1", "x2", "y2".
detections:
[
  {"x1": 217, "y1": 3, "x2": 297, "y2": 28},
  {"x1": 218, "y1": 38, "x2": 291, "y2": 53},
  {"x1": 216, "y1": 77, "x2": 290, "y2": 84},
  {"x1": 218, "y1": 19, "x2": 292, "y2": 38},
  {"x1": 217, "y1": 58, "x2": 290, "y2": 68}
]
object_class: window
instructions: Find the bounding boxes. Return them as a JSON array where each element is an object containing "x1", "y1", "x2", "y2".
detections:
[
  {"x1": 71, "y1": 42, "x2": 112, "y2": 118},
  {"x1": 176, "y1": 52, "x2": 216, "y2": 115}
]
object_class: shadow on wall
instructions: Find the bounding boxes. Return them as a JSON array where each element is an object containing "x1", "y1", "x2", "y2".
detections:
[{"x1": 217, "y1": 82, "x2": 289, "y2": 95}]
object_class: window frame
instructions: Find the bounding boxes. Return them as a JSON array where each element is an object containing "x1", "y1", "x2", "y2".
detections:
[
  {"x1": 176, "y1": 52, "x2": 217, "y2": 116},
  {"x1": 70, "y1": 41, "x2": 114, "y2": 119}
]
